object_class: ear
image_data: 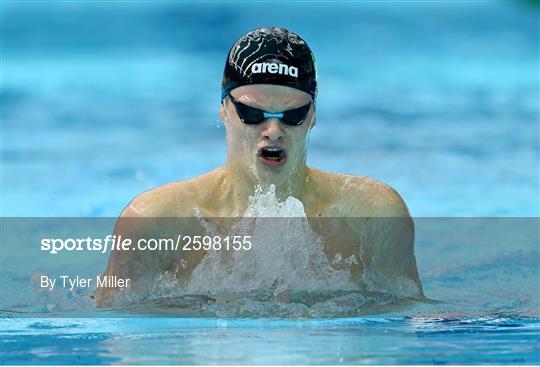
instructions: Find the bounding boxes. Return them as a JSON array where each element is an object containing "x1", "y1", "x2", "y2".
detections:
[
  {"x1": 309, "y1": 107, "x2": 317, "y2": 129},
  {"x1": 219, "y1": 100, "x2": 227, "y2": 125}
]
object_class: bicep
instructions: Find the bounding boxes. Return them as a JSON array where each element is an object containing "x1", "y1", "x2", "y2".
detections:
[
  {"x1": 370, "y1": 216, "x2": 418, "y2": 278},
  {"x1": 94, "y1": 200, "x2": 165, "y2": 307},
  {"x1": 368, "y1": 214, "x2": 424, "y2": 298},
  {"x1": 350, "y1": 182, "x2": 423, "y2": 296}
]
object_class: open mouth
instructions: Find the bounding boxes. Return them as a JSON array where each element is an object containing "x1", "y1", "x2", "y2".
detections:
[{"x1": 258, "y1": 146, "x2": 288, "y2": 167}]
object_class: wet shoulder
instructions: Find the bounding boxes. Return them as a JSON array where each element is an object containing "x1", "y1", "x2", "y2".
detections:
[
  {"x1": 120, "y1": 168, "x2": 224, "y2": 217},
  {"x1": 308, "y1": 168, "x2": 410, "y2": 217}
]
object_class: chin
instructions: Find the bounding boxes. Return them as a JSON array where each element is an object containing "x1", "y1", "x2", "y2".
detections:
[{"x1": 255, "y1": 159, "x2": 297, "y2": 183}]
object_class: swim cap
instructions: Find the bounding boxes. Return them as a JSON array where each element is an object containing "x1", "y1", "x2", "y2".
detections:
[{"x1": 221, "y1": 27, "x2": 317, "y2": 101}]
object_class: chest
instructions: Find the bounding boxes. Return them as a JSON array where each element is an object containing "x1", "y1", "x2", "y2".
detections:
[{"x1": 164, "y1": 217, "x2": 373, "y2": 286}]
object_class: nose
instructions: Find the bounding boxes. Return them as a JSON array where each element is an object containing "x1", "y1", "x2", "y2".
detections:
[{"x1": 262, "y1": 118, "x2": 284, "y2": 141}]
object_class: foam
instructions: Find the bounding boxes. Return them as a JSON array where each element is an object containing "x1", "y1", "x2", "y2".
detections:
[
  {"x1": 108, "y1": 185, "x2": 421, "y2": 316},
  {"x1": 186, "y1": 184, "x2": 356, "y2": 294}
]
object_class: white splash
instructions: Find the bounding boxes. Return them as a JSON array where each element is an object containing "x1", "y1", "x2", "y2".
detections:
[
  {"x1": 186, "y1": 185, "x2": 357, "y2": 294},
  {"x1": 106, "y1": 185, "x2": 423, "y2": 316}
]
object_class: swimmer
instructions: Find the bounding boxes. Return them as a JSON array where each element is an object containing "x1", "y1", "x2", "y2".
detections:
[{"x1": 95, "y1": 27, "x2": 424, "y2": 307}]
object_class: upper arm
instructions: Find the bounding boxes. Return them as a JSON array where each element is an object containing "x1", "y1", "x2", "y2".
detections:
[
  {"x1": 94, "y1": 186, "x2": 180, "y2": 307},
  {"x1": 349, "y1": 179, "x2": 424, "y2": 297}
]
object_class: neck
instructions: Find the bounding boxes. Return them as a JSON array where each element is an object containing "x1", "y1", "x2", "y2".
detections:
[{"x1": 222, "y1": 159, "x2": 309, "y2": 214}]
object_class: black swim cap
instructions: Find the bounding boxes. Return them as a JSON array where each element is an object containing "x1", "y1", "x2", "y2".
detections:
[{"x1": 221, "y1": 27, "x2": 317, "y2": 101}]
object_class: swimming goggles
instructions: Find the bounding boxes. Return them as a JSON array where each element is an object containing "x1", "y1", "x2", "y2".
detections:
[{"x1": 229, "y1": 96, "x2": 311, "y2": 126}]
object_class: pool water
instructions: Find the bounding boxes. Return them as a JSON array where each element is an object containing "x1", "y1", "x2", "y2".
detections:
[
  {"x1": 2, "y1": 317, "x2": 538, "y2": 364},
  {"x1": 2, "y1": 217, "x2": 539, "y2": 364},
  {"x1": 1, "y1": 1, "x2": 539, "y2": 365}
]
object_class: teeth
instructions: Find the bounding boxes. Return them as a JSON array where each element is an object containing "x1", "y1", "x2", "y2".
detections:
[{"x1": 259, "y1": 146, "x2": 285, "y2": 162}]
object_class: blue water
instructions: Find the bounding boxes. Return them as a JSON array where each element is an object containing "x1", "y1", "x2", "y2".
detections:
[
  {"x1": 2, "y1": 317, "x2": 539, "y2": 364},
  {"x1": 2, "y1": 1, "x2": 539, "y2": 365}
]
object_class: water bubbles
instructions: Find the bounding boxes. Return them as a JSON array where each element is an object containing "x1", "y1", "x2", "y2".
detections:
[
  {"x1": 186, "y1": 185, "x2": 356, "y2": 294},
  {"x1": 179, "y1": 259, "x2": 188, "y2": 269},
  {"x1": 107, "y1": 186, "x2": 419, "y2": 316}
]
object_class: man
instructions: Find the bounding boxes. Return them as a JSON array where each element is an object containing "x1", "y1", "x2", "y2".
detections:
[{"x1": 95, "y1": 27, "x2": 423, "y2": 307}]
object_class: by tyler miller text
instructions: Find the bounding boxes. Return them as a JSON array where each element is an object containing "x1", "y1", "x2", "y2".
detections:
[{"x1": 40, "y1": 275, "x2": 130, "y2": 291}]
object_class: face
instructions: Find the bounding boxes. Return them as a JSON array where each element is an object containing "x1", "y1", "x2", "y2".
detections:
[{"x1": 220, "y1": 84, "x2": 316, "y2": 185}]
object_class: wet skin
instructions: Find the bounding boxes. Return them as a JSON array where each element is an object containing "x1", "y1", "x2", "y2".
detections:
[{"x1": 95, "y1": 85, "x2": 424, "y2": 307}]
